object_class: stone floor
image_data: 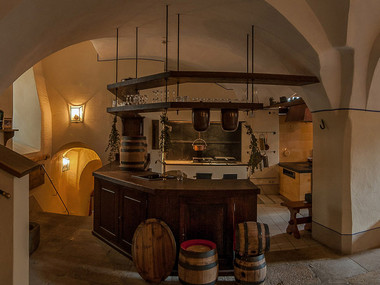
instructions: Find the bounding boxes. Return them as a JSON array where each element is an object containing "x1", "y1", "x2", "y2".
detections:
[{"x1": 30, "y1": 196, "x2": 380, "y2": 284}]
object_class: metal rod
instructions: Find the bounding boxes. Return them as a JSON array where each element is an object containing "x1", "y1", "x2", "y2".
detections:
[
  {"x1": 165, "y1": 4, "x2": 169, "y2": 72},
  {"x1": 246, "y1": 33, "x2": 249, "y2": 102},
  {"x1": 41, "y1": 165, "x2": 70, "y2": 215},
  {"x1": 0, "y1": 189, "x2": 11, "y2": 199},
  {"x1": 115, "y1": 28, "x2": 119, "y2": 100},
  {"x1": 165, "y1": 5, "x2": 169, "y2": 102},
  {"x1": 251, "y1": 25, "x2": 255, "y2": 103},
  {"x1": 177, "y1": 13, "x2": 180, "y2": 101},
  {"x1": 136, "y1": 27, "x2": 139, "y2": 78}
]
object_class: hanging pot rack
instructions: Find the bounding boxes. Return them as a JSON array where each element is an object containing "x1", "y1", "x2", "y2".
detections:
[{"x1": 107, "y1": 5, "x2": 319, "y2": 117}]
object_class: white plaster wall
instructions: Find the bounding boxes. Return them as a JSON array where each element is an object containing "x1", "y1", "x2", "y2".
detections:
[
  {"x1": 13, "y1": 175, "x2": 29, "y2": 285},
  {"x1": 0, "y1": 171, "x2": 14, "y2": 284},
  {"x1": 13, "y1": 68, "x2": 41, "y2": 153}
]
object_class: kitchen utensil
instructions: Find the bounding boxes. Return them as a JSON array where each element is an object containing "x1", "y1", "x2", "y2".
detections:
[
  {"x1": 221, "y1": 109, "x2": 239, "y2": 132},
  {"x1": 192, "y1": 108, "x2": 210, "y2": 132},
  {"x1": 259, "y1": 134, "x2": 266, "y2": 150},
  {"x1": 192, "y1": 138, "x2": 207, "y2": 152}
]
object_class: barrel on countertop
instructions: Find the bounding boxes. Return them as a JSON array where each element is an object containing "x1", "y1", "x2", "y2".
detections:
[
  {"x1": 234, "y1": 253, "x2": 267, "y2": 285},
  {"x1": 235, "y1": 221, "x2": 270, "y2": 256},
  {"x1": 178, "y1": 239, "x2": 218, "y2": 285},
  {"x1": 120, "y1": 136, "x2": 147, "y2": 170}
]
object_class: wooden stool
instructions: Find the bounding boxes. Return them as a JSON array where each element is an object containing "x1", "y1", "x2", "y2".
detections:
[{"x1": 281, "y1": 201, "x2": 312, "y2": 239}]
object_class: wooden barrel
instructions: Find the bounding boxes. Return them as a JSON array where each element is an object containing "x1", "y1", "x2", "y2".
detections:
[
  {"x1": 235, "y1": 221, "x2": 270, "y2": 256},
  {"x1": 120, "y1": 136, "x2": 147, "y2": 170},
  {"x1": 178, "y1": 239, "x2": 218, "y2": 285},
  {"x1": 234, "y1": 253, "x2": 267, "y2": 285},
  {"x1": 132, "y1": 218, "x2": 176, "y2": 284}
]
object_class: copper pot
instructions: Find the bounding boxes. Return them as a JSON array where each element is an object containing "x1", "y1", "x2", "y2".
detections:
[
  {"x1": 221, "y1": 109, "x2": 239, "y2": 132},
  {"x1": 192, "y1": 138, "x2": 207, "y2": 151},
  {"x1": 192, "y1": 108, "x2": 210, "y2": 132}
]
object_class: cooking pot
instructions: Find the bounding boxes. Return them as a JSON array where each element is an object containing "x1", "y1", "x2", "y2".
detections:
[
  {"x1": 192, "y1": 108, "x2": 210, "y2": 132},
  {"x1": 221, "y1": 109, "x2": 239, "y2": 132},
  {"x1": 192, "y1": 138, "x2": 207, "y2": 151}
]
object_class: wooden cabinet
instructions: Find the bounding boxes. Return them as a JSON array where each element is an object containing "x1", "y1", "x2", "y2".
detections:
[
  {"x1": 93, "y1": 178, "x2": 147, "y2": 256},
  {"x1": 93, "y1": 168, "x2": 259, "y2": 271},
  {"x1": 180, "y1": 196, "x2": 234, "y2": 268},
  {"x1": 119, "y1": 188, "x2": 147, "y2": 254},
  {"x1": 279, "y1": 167, "x2": 311, "y2": 201}
]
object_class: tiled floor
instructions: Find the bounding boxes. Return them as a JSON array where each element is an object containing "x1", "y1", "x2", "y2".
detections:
[
  {"x1": 257, "y1": 194, "x2": 320, "y2": 251},
  {"x1": 30, "y1": 196, "x2": 380, "y2": 284}
]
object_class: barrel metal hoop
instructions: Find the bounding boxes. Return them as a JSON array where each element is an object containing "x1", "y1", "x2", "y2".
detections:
[
  {"x1": 122, "y1": 136, "x2": 146, "y2": 139},
  {"x1": 264, "y1": 223, "x2": 270, "y2": 251},
  {"x1": 180, "y1": 248, "x2": 217, "y2": 258},
  {"x1": 179, "y1": 278, "x2": 217, "y2": 285},
  {"x1": 236, "y1": 254, "x2": 265, "y2": 262},
  {"x1": 234, "y1": 276, "x2": 266, "y2": 285},
  {"x1": 178, "y1": 260, "x2": 218, "y2": 271},
  {"x1": 120, "y1": 149, "x2": 145, "y2": 152},
  {"x1": 257, "y1": 222, "x2": 262, "y2": 254},
  {"x1": 234, "y1": 260, "x2": 266, "y2": 271},
  {"x1": 120, "y1": 161, "x2": 145, "y2": 165},
  {"x1": 244, "y1": 222, "x2": 249, "y2": 254},
  {"x1": 121, "y1": 142, "x2": 147, "y2": 146}
]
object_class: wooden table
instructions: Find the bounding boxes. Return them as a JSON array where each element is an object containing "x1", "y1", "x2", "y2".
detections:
[{"x1": 281, "y1": 200, "x2": 312, "y2": 239}]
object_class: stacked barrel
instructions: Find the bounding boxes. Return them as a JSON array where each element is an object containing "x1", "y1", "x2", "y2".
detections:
[
  {"x1": 120, "y1": 136, "x2": 147, "y2": 170},
  {"x1": 234, "y1": 222, "x2": 270, "y2": 284}
]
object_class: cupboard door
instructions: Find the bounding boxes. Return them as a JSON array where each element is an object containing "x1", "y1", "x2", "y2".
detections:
[
  {"x1": 119, "y1": 188, "x2": 147, "y2": 255},
  {"x1": 180, "y1": 197, "x2": 233, "y2": 268},
  {"x1": 94, "y1": 179, "x2": 119, "y2": 244}
]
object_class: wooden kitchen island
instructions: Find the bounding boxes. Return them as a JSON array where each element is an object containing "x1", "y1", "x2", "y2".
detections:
[{"x1": 92, "y1": 163, "x2": 260, "y2": 271}]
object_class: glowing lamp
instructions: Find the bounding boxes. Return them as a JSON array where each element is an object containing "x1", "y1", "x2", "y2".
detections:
[
  {"x1": 70, "y1": 105, "x2": 84, "y2": 123},
  {"x1": 62, "y1": 157, "x2": 70, "y2": 172}
]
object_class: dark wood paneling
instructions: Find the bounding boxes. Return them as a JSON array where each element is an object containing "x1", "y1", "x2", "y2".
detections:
[
  {"x1": 29, "y1": 165, "x2": 44, "y2": 190},
  {"x1": 94, "y1": 179, "x2": 119, "y2": 244},
  {"x1": 119, "y1": 188, "x2": 147, "y2": 253}
]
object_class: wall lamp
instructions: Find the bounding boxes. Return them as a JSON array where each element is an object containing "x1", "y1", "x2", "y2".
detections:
[
  {"x1": 62, "y1": 156, "x2": 70, "y2": 172},
  {"x1": 70, "y1": 105, "x2": 84, "y2": 123}
]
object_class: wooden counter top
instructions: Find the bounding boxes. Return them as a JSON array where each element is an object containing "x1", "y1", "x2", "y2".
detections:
[{"x1": 93, "y1": 163, "x2": 259, "y2": 195}]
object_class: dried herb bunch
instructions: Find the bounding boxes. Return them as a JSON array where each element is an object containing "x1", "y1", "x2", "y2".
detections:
[
  {"x1": 159, "y1": 112, "x2": 172, "y2": 153},
  {"x1": 244, "y1": 123, "x2": 263, "y2": 174},
  {"x1": 105, "y1": 116, "x2": 121, "y2": 162}
]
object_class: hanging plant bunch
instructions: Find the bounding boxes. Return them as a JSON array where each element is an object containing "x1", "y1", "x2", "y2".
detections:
[
  {"x1": 105, "y1": 116, "x2": 121, "y2": 162},
  {"x1": 244, "y1": 123, "x2": 263, "y2": 174},
  {"x1": 159, "y1": 112, "x2": 172, "y2": 153}
]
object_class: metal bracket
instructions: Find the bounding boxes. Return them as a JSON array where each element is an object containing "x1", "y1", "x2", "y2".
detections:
[{"x1": 0, "y1": 189, "x2": 11, "y2": 199}]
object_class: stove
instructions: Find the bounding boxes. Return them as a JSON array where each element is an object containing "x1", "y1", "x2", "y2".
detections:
[{"x1": 192, "y1": 157, "x2": 237, "y2": 163}]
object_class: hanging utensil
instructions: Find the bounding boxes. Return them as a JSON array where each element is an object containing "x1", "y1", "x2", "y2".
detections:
[{"x1": 192, "y1": 133, "x2": 207, "y2": 151}]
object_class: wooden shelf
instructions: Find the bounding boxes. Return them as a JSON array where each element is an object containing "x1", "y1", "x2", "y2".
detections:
[
  {"x1": 107, "y1": 71, "x2": 320, "y2": 99},
  {"x1": 107, "y1": 102, "x2": 263, "y2": 117},
  {"x1": 265, "y1": 98, "x2": 306, "y2": 109},
  {"x1": 0, "y1": 144, "x2": 39, "y2": 178},
  {"x1": 0, "y1": 129, "x2": 19, "y2": 145}
]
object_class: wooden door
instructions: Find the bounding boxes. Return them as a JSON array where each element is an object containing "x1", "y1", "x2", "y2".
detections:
[
  {"x1": 119, "y1": 187, "x2": 147, "y2": 255},
  {"x1": 179, "y1": 196, "x2": 234, "y2": 268},
  {"x1": 93, "y1": 179, "x2": 119, "y2": 244}
]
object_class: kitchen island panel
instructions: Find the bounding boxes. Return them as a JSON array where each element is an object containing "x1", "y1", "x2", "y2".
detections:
[{"x1": 93, "y1": 164, "x2": 260, "y2": 271}]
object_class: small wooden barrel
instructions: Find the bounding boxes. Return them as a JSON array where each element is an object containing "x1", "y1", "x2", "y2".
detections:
[
  {"x1": 234, "y1": 253, "x2": 267, "y2": 285},
  {"x1": 178, "y1": 239, "x2": 218, "y2": 285},
  {"x1": 120, "y1": 136, "x2": 147, "y2": 170},
  {"x1": 235, "y1": 221, "x2": 270, "y2": 256}
]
